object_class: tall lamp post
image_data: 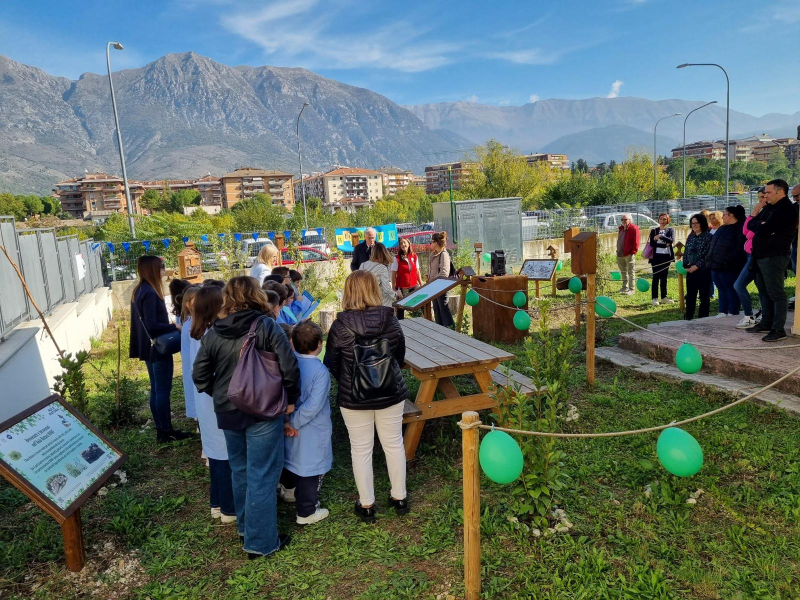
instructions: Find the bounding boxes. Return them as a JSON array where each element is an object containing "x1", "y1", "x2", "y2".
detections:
[
  {"x1": 681, "y1": 101, "x2": 717, "y2": 198},
  {"x1": 296, "y1": 102, "x2": 310, "y2": 230},
  {"x1": 106, "y1": 41, "x2": 135, "y2": 238},
  {"x1": 448, "y1": 165, "x2": 456, "y2": 242},
  {"x1": 678, "y1": 63, "x2": 730, "y2": 199},
  {"x1": 653, "y1": 113, "x2": 681, "y2": 201}
]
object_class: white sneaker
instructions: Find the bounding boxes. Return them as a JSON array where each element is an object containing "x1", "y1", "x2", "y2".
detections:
[
  {"x1": 296, "y1": 507, "x2": 329, "y2": 525},
  {"x1": 651, "y1": 299, "x2": 660, "y2": 306},
  {"x1": 715, "y1": 313, "x2": 728, "y2": 318},
  {"x1": 735, "y1": 316, "x2": 756, "y2": 329},
  {"x1": 624, "y1": 290, "x2": 635, "y2": 295},
  {"x1": 661, "y1": 298, "x2": 675, "y2": 304},
  {"x1": 279, "y1": 484, "x2": 296, "y2": 503},
  {"x1": 619, "y1": 287, "x2": 629, "y2": 294},
  {"x1": 211, "y1": 507, "x2": 221, "y2": 519},
  {"x1": 220, "y1": 513, "x2": 237, "y2": 524}
]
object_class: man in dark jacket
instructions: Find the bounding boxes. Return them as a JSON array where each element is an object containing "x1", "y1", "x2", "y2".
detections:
[
  {"x1": 350, "y1": 227, "x2": 376, "y2": 271},
  {"x1": 747, "y1": 179, "x2": 798, "y2": 341}
]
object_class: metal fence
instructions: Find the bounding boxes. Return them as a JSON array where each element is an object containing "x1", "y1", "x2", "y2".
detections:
[
  {"x1": 521, "y1": 193, "x2": 759, "y2": 241},
  {"x1": 0, "y1": 216, "x2": 104, "y2": 340}
]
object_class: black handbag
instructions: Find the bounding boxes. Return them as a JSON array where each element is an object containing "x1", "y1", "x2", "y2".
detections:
[
  {"x1": 134, "y1": 302, "x2": 181, "y2": 355},
  {"x1": 347, "y1": 328, "x2": 396, "y2": 403}
]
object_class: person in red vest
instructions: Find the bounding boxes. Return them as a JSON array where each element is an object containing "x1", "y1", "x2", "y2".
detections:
[
  {"x1": 616, "y1": 214, "x2": 640, "y2": 295},
  {"x1": 390, "y1": 237, "x2": 423, "y2": 319}
]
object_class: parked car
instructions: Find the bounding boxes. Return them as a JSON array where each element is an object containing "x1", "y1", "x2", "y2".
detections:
[
  {"x1": 300, "y1": 233, "x2": 331, "y2": 254},
  {"x1": 398, "y1": 231, "x2": 456, "y2": 253},
  {"x1": 649, "y1": 200, "x2": 681, "y2": 220},
  {"x1": 281, "y1": 246, "x2": 337, "y2": 264},
  {"x1": 589, "y1": 213, "x2": 657, "y2": 232},
  {"x1": 243, "y1": 238, "x2": 275, "y2": 268},
  {"x1": 675, "y1": 210, "x2": 700, "y2": 225}
]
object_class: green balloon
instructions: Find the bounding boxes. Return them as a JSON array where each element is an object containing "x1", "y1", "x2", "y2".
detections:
[
  {"x1": 512, "y1": 291, "x2": 526, "y2": 308},
  {"x1": 675, "y1": 260, "x2": 687, "y2": 276},
  {"x1": 556, "y1": 260, "x2": 563, "y2": 271},
  {"x1": 594, "y1": 296, "x2": 617, "y2": 318},
  {"x1": 513, "y1": 310, "x2": 531, "y2": 331},
  {"x1": 483, "y1": 252, "x2": 492, "y2": 263},
  {"x1": 568, "y1": 276, "x2": 583, "y2": 294},
  {"x1": 465, "y1": 289, "x2": 480, "y2": 306},
  {"x1": 675, "y1": 343, "x2": 702, "y2": 374},
  {"x1": 610, "y1": 271, "x2": 622, "y2": 281},
  {"x1": 479, "y1": 430, "x2": 524, "y2": 484},
  {"x1": 636, "y1": 278, "x2": 650, "y2": 293},
  {"x1": 657, "y1": 427, "x2": 704, "y2": 477}
]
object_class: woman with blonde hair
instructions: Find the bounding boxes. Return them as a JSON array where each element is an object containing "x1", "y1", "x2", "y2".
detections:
[
  {"x1": 324, "y1": 271, "x2": 409, "y2": 523},
  {"x1": 359, "y1": 241, "x2": 396, "y2": 307},
  {"x1": 249, "y1": 243, "x2": 280, "y2": 285},
  {"x1": 428, "y1": 231, "x2": 455, "y2": 327},
  {"x1": 193, "y1": 276, "x2": 299, "y2": 559}
]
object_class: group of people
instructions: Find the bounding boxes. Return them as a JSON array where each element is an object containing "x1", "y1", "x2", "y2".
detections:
[
  {"x1": 616, "y1": 178, "x2": 799, "y2": 342},
  {"x1": 349, "y1": 227, "x2": 455, "y2": 327},
  {"x1": 129, "y1": 250, "x2": 412, "y2": 559}
]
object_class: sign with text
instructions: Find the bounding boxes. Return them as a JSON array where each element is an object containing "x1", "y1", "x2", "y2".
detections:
[
  {"x1": 334, "y1": 223, "x2": 398, "y2": 252},
  {"x1": 519, "y1": 259, "x2": 558, "y2": 281},
  {"x1": 394, "y1": 277, "x2": 461, "y2": 310},
  {"x1": 0, "y1": 396, "x2": 125, "y2": 520}
]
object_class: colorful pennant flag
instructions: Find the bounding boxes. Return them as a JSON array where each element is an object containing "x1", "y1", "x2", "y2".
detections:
[
  {"x1": 182, "y1": 236, "x2": 189, "y2": 245},
  {"x1": 162, "y1": 239, "x2": 171, "y2": 250},
  {"x1": 121, "y1": 242, "x2": 131, "y2": 253},
  {"x1": 234, "y1": 233, "x2": 242, "y2": 242},
  {"x1": 142, "y1": 240, "x2": 151, "y2": 252},
  {"x1": 106, "y1": 242, "x2": 115, "y2": 253},
  {"x1": 251, "y1": 232, "x2": 259, "y2": 241},
  {"x1": 200, "y1": 234, "x2": 208, "y2": 243}
]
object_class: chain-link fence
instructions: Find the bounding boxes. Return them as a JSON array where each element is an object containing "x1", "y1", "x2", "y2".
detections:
[
  {"x1": 0, "y1": 216, "x2": 103, "y2": 339},
  {"x1": 522, "y1": 193, "x2": 759, "y2": 240}
]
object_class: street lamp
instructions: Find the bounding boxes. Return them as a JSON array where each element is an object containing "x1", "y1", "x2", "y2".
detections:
[
  {"x1": 677, "y1": 63, "x2": 730, "y2": 199},
  {"x1": 681, "y1": 101, "x2": 717, "y2": 198},
  {"x1": 653, "y1": 113, "x2": 681, "y2": 201},
  {"x1": 106, "y1": 41, "x2": 135, "y2": 238},
  {"x1": 296, "y1": 102, "x2": 310, "y2": 230}
]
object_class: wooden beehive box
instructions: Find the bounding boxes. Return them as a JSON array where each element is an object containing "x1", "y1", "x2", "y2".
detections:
[
  {"x1": 570, "y1": 232, "x2": 597, "y2": 275},
  {"x1": 177, "y1": 242, "x2": 203, "y2": 283}
]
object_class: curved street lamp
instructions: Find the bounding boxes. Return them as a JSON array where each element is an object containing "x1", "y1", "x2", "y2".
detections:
[
  {"x1": 106, "y1": 41, "x2": 135, "y2": 237},
  {"x1": 296, "y1": 102, "x2": 310, "y2": 230},
  {"x1": 654, "y1": 113, "x2": 681, "y2": 201},
  {"x1": 681, "y1": 101, "x2": 717, "y2": 198},
  {"x1": 678, "y1": 63, "x2": 730, "y2": 199}
]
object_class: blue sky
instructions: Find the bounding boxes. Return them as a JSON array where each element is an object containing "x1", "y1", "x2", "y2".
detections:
[{"x1": 1, "y1": 0, "x2": 798, "y2": 115}]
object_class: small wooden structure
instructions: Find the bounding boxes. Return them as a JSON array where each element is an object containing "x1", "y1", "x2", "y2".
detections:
[
  {"x1": 470, "y1": 275, "x2": 528, "y2": 344},
  {"x1": 570, "y1": 232, "x2": 598, "y2": 387},
  {"x1": 399, "y1": 318, "x2": 515, "y2": 459},
  {"x1": 177, "y1": 242, "x2": 203, "y2": 283}
]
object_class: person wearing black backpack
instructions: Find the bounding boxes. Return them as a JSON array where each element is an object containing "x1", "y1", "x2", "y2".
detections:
[
  {"x1": 324, "y1": 270, "x2": 409, "y2": 523},
  {"x1": 427, "y1": 231, "x2": 456, "y2": 327},
  {"x1": 193, "y1": 276, "x2": 300, "y2": 559}
]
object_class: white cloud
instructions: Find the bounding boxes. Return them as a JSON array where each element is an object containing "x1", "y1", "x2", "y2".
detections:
[
  {"x1": 485, "y1": 49, "x2": 557, "y2": 66},
  {"x1": 220, "y1": 0, "x2": 461, "y2": 72},
  {"x1": 607, "y1": 80, "x2": 623, "y2": 98},
  {"x1": 466, "y1": 94, "x2": 479, "y2": 103},
  {"x1": 740, "y1": 0, "x2": 800, "y2": 32},
  {"x1": 529, "y1": 94, "x2": 540, "y2": 103},
  {"x1": 498, "y1": 99, "x2": 511, "y2": 106}
]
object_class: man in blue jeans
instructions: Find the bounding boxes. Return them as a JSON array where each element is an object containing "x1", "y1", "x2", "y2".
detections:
[{"x1": 747, "y1": 179, "x2": 798, "y2": 341}]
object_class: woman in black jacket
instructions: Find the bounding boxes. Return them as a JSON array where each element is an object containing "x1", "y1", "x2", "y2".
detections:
[
  {"x1": 129, "y1": 255, "x2": 190, "y2": 443},
  {"x1": 647, "y1": 213, "x2": 675, "y2": 306},
  {"x1": 324, "y1": 270, "x2": 409, "y2": 523},
  {"x1": 192, "y1": 276, "x2": 299, "y2": 559},
  {"x1": 707, "y1": 205, "x2": 748, "y2": 317}
]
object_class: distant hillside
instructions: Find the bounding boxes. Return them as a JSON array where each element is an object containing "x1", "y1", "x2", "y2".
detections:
[
  {"x1": 541, "y1": 125, "x2": 680, "y2": 164},
  {"x1": 0, "y1": 52, "x2": 470, "y2": 194}
]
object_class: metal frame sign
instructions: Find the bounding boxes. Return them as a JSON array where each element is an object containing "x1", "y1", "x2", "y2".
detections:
[
  {"x1": 519, "y1": 259, "x2": 558, "y2": 281},
  {"x1": 0, "y1": 395, "x2": 126, "y2": 522},
  {"x1": 394, "y1": 277, "x2": 461, "y2": 310}
]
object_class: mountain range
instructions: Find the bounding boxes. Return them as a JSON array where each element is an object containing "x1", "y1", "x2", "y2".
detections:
[{"x1": 2, "y1": 51, "x2": 799, "y2": 196}]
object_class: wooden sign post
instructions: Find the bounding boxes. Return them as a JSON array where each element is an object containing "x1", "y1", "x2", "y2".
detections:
[
  {"x1": 473, "y1": 242, "x2": 483, "y2": 275},
  {"x1": 674, "y1": 241, "x2": 685, "y2": 312},
  {"x1": 547, "y1": 245, "x2": 559, "y2": 297},
  {"x1": 455, "y1": 266, "x2": 476, "y2": 331},
  {"x1": 570, "y1": 232, "x2": 597, "y2": 387},
  {"x1": 0, "y1": 395, "x2": 126, "y2": 572}
]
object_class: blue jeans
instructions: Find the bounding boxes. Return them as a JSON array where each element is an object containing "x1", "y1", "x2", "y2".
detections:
[
  {"x1": 712, "y1": 270, "x2": 740, "y2": 315},
  {"x1": 223, "y1": 419, "x2": 283, "y2": 556},
  {"x1": 145, "y1": 359, "x2": 173, "y2": 431},
  {"x1": 733, "y1": 255, "x2": 765, "y2": 317},
  {"x1": 209, "y1": 458, "x2": 236, "y2": 517}
]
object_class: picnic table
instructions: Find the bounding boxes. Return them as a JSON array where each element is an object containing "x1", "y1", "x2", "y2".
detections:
[{"x1": 399, "y1": 317, "x2": 517, "y2": 459}]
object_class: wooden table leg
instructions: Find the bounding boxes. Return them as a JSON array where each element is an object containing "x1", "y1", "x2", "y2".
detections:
[
  {"x1": 62, "y1": 509, "x2": 85, "y2": 572},
  {"x1": 437, "y1": 377, "x2": 461, "y2": 399},
  {"x1": 404, "y1": 379, "x2": 438, "y2": 459}
]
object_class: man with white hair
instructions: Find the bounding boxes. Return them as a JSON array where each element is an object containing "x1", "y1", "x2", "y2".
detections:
[
  {"x1": 616, "y1": 214, "x2": 640, "y2": 295},
  {"x1": 350, "y1": 227, "x2": 377, "y2": 271}
]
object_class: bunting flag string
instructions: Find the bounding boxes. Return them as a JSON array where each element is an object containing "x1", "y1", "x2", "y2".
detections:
[
  {"x1": 200, "y1": 234, "x2": 208, "y2": 243},
  {"x1": 142, "y1": 240, "x2": 151, "y2": 252},
  {"x1": 121, "y1": 242, "x2": 131, "y2": 253},
  {"x1": 267, "y1": 232, "x2": 275, "y2": 241},
  {"x1": 251, "y1": 232, "x2": 259, "y2": 241},
  {"x1": 106, "y1": 242, "x2": 115, "y2": 254},
  {"x1": 234, "y1": 233, "x2": 242, "y2": 242},
  {"x1": 162, "y1": 239, "x2": 171, "y2": 250},
  {"x1": 284, "y1": 231, "x2": 291, "y2": 241},
  {"x1": 182, "y1": 236, "x2": 189, "y2": 245},
  {"x1": 218, "y1": 233, "x2": 225, "y2": 240}
]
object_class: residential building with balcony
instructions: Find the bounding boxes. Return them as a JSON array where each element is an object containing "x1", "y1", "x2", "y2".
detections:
[
  {"x1": 194, "y1": 174, "x2": 222, "y2": 205},
  {"x1": 524, "y1": 153, "x2": 570, "y2": 170},
  {"x1": 670, "y1": 140, "x2": 726, "y2": 160},
  {"x1": 293, "y1": 167, "x2": 384, "y2": 211},
  {"x1": 424, "y1": 162, "x2": 475, "y2": 195},
  {"x1": 54, "y1": 172, "x2": 143, "y2": 220},
  {"x1": 412, "y1": 175, "x2": 427, "y2": 189},
  {"x1": 379, "y1": 166, "x2": 415, "y2": 195},
  {"x1": 220, "y1": 168, "x2": 295, "y2": 210}
]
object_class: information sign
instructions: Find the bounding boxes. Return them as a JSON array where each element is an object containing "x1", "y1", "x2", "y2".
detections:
[
  {"x1": 519, "y1": 259, "x2": 558, "y2": 281},
  {"x1": 394, "y1": 277, "x2": 461, "y2": 311}
]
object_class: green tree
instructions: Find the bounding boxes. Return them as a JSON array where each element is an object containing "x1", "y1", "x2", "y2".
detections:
[
  {"x1": 231, "y1": 193, "x2": 286, "y2": 233},
  {"x1": 42, "y1": 196, "x2": 62, "y2": 215},
  {"x1": 169, "y1": 189, "x2": 202, "y2": 212},
  {"x1": 140, "y1": 189, "x2": 166, "y2": 212},
  {"x1": 0, "y1": 192, "x2": 26, "y2": 220},
  {"x1": 19, "y1": 195, "x2": 45, "y2": 216}
]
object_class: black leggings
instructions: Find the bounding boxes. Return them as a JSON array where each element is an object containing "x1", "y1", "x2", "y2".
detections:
[
  {"x1": 685, "y1": 269, "x2": 711, "y2": 320},
  {"x1": 651, "y1": 260, "x2": 669, "y2": 299}
]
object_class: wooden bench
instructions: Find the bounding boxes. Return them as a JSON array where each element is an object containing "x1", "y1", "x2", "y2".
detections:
[
  {"x1": 489, "y1": 368, "x2": 546, "y2": 397},
  {"x1": 403, "y1": 399, "x2": 422, "y2": 419}
]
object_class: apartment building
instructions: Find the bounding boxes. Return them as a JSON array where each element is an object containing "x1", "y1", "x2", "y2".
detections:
[
  {"x1": 424, "y1": 162, "x2": 475, "y2": 195},
  {"x1": 379, "y1": 166, "x2": 415, "y2": 195},
  {"x1": 294, "y1": 167, "x2": 384, "y2": 211},
  {"x1": 668, "y1": 133, "x2": 800, "y2": 164},
  {"x1": 54, "y1": 173, "x2": 143, "y2": 220},
  {"x1": 412, "y1": 175, "x2": 427, "y2": 189},
  {"x1": 220, "y1": 168, "x2": 295, "y2": 210},
  {"x1": 670, "y1": 141, "x2": 726, "y2": 160},
  {"x1": 194, "y1": 174, "x2": 222, "y2": 205},
  {"x1": 524, "y1": 153, "x2": 570, "y2": 170}
]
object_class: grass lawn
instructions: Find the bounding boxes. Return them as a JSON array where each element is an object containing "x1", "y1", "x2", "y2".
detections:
[{"x1": 1, "y1": 268, "x2": 799, "y2": 599}]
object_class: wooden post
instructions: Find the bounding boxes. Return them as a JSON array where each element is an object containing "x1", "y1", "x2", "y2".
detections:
[
  {"x1": 61, "y1": 509, "x2": 86, "y2": 572},
  {"x1": 423, "y1": 302, "x2": 433, "y2": 321},
  {"x1": 319, "y1": 309, "x2": 335, "y2": 333},
  {"x1": 575, "y1": 291, "x2": 581, "y2": 333},
  {"x1": 456, "y1": 282, "x2": 468, "y2": 332},
  {"x1": 535, "y1": 280, "x2": 541, "y2": 299},
  {"x1": 586, "y1": 273, "x2": 596, "y2": 387},
  {"x1": 461, "y1": 411, "x2": 481, "y2": 600},
  {"x1": 474, "y1": 242, "x2": 483, "y2": 275},
  {"x1": 675, "y1": 241, "x2": 685, "y2": 313},
  {"x1": 547, "y1": 245, "x2": 558, "y2": 297}
]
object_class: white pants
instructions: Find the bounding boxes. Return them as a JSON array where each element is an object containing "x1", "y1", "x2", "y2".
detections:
[{"x1": 340, "y1": 402, "x2": 407, "y2": 507}]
